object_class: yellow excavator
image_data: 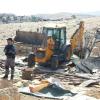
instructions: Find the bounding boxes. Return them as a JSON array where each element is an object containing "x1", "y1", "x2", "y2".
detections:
[{"x1": 28, "y1": 21, "x2": 84, "y2": 69}]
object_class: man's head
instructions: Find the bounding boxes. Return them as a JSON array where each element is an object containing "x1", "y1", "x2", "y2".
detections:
[{"x1": 7, "y1": 38, "x2": 13, "y2": 45}]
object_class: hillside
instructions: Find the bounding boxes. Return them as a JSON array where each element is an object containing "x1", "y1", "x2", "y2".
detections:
[
  {"x1": 36, "y1": 12, "x2": 93, "y2": 20},
  {"x1": 0, "y1": 12, "x2": 94, "y2": 24}
]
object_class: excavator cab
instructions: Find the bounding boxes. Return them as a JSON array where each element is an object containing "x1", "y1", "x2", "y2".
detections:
[{"x1": 42, "y1": 26, "x2": 67, "y2": 52}]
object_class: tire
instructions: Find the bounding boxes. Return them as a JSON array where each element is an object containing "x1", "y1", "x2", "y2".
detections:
[
  {"x1": 28, "y1": 53, "x2": 35, "y2": 67},
  {"x1": 51, "y1": 55, "x2": 59, "y2": 70}
]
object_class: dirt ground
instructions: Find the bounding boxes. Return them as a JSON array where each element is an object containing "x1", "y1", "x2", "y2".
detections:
[
  {"x1": 0, "y1": 17, "x2": 100, "y2": 100},
  {"x1": 86, "y1": 87, "x2": 100, "y2": 99},
  {"x1": 20, "y1": 93, "x2": 55, "y2": 100}
]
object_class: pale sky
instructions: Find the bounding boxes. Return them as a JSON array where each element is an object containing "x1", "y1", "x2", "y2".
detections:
[{"x1": 0, "y1": 0, "x2": 100, "y2": 15}]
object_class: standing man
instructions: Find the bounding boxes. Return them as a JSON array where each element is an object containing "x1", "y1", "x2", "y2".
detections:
[{"x1": 3, "y1": 38, "x2": 16, "y2": 80}]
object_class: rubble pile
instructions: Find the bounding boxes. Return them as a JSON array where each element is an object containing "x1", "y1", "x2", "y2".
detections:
[
  {"x1": 0, "y1": 51, "x2": 100, "y2": 100},
  {"x1": 0, "y1": 20, "x2": 100, "y2": 100}
]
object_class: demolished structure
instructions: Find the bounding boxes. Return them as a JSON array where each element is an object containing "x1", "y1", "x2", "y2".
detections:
[{"x1": 0, "y1": 22, "x2": 100, "y2": 100}]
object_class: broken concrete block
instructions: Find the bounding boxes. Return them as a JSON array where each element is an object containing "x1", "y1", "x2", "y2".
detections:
[{"x1": 79, "y1": 80, "x2": 100, "y2": 87}]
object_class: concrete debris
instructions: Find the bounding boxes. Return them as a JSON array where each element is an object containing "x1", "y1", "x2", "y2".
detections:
[
  {"x1": 0, "y1": 55, "x2": 100, "y2": 99},
  {"x1": 14, "y1": 80, "x2": 29, "y2": 87},
  {"x1": 79, "y1": 80, "x2": 100, "y2": 87},
  {"x1": 72, "y1": 57, "x2": 100, "y2": 74},
  {"x1": 15, "y1": 57, "x2": 27, "y2": 67}
]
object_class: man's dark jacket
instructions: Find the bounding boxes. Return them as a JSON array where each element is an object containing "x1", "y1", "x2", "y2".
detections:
[{"x1": 4, "y1": 45, "x2": 16, "y2": 59}]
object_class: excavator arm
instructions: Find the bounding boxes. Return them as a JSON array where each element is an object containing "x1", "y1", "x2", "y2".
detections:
[{"x1": 70, "y1": 21, "x2": 84, "y2": 56}]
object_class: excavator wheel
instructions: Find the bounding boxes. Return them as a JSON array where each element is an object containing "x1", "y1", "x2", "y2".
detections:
[{"x1": 51, "y1": 55, "x2": 59, "y2": 70}]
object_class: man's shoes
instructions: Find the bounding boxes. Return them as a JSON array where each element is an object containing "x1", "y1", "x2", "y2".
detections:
[
  {"x1": 2, "y1": 75, "x2": 8, "y2": 79},
  {"x1": 11, "y1": 75, "x2": 14, "y2": 80}
]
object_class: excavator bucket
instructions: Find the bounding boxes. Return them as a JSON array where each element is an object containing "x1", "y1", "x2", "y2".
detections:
[
  {"x1": 14, "y1": 30, "x2": 46, "y2": 45},
  {"x1": 70, "y1": 21, "x2": 84, "y2": 58}
]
